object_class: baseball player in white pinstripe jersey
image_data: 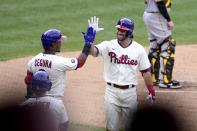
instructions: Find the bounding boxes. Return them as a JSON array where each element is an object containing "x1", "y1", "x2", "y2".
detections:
[
  {"x1": 87, "y1": 16, "x2": 155, "y2": 131},
  {"x1": 21, "y1": 71, "x2": 69, "y2": 131},
  {"x1": 24, "y1": 27, "x2": 96, "y2": 129},
  {"x1": 143, "y1": 0, "x2": 182, "y2": 88}
]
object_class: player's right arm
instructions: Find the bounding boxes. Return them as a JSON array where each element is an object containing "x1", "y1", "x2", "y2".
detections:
[
  {"x1": 25, "y1": 72, "x2": 35, "y2": 99},
  {"x1": 89, "y1": 45, "x2": 98, "y2": 57},
  {"x1": 24, "y1": 60, "x2": 35, "y2": 99},
  {"x1": 87, "y1": 16, "x2": 104, "y2": 57},
  {"x1": 90, "y1": 40, "x2": 108, "y2": 57},
  {"x1": 24, "y1": 70, "x2": 33, "y2": 86},
  {"x1": 24, "y1": 71, "x2": 34, "y2": 98}
]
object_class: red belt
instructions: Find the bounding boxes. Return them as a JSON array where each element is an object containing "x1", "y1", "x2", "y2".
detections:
[{"x1": 107, "y1": 82, "x2": 135, "y2": 89}]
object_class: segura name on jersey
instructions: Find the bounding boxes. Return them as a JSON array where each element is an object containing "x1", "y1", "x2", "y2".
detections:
[
  {"x1": 35, "y1": 59, "x2": 52, "y2": 68},
  {"x1": 109, "y1": 52, "x2": 138, "y2": 65}
]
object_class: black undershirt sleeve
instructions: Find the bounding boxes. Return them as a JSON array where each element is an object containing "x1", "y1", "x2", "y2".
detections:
[{"x1": 156, "y1": 1, "x2": 171, "y2": 22}]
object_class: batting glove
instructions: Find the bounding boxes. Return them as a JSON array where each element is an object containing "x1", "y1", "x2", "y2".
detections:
[
  {"x1": 146, "y1": 85, "x2": 155, "y2": 106},
  {"x1": 146, "y1": 94, "x2": 155, "y2": 106},
  {"x1": 82, "y1": 27, "x2": 96, "y2": 45},
  {"x1": 88, "y1": 16, "x2": 104, "y2": 33}
]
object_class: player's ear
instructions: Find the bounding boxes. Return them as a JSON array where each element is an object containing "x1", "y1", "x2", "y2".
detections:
[{"x1": 50, "y1": 42, "x2": 58, "y2": 49}]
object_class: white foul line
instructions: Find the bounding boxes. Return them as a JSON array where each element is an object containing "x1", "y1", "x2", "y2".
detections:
[{"x1": 155, "y1": 90, "x2": 197, "y2": 93}]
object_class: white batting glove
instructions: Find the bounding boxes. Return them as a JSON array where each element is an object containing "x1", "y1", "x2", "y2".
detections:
[
  {"x1": 88, "y1": 16, "x2": 104, "y2": 33},
  {"x1": 146, "y1": 94, "x2": 155, "y2": 106}
]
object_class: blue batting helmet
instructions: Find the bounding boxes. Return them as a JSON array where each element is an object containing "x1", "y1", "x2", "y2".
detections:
[
  {"x1": 41, "y1": 29, "x2": 66, "y2": 50},
  {"x1": 31, "y1": 71, "x2": 52, "y2": 92},
  {"x1": 115, "y1": 18, "x2": 134, "y2": 38}
]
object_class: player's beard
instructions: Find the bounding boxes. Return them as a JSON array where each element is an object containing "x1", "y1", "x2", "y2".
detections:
[{"x1": 117, "y1": 33, "x2": 127, "y2": 42}]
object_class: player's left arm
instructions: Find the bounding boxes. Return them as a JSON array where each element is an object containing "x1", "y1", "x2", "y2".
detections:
[
  {"x1": 141, "y1": 70, "x2": 155, "y2": 101},
  {"x1": 139, "y1": 46, "x2": 155, "y2": 101},
  {"x1": 156, "y1": 0, "x2": 174, "y2": 30},
  {"x1": 156, "y1": 0, "x2": 171, "y2": 22},
  {"x1": 77, "y1": 27, "x2": 96, "y2": 68}
]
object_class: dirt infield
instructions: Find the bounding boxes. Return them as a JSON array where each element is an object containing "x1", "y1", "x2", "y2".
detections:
[{"x1": 0, "y1": 45, "x2": 197, "y2": 131}]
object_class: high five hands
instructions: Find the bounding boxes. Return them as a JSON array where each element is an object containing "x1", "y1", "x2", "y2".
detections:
[{"x1": 88, "y1": 16, "x2": 104, "y2": 33}]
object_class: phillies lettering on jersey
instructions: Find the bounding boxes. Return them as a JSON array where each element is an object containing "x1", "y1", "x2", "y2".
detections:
[
  {"x1": 35, "y1": 59, "x2": 52, "y2": 68},
  {"x1": 95, "y1": 39, "x2": 150, "y2": 86},
  {"x1": 109, "y1": 52, "x2": 138, "y2": 65}
]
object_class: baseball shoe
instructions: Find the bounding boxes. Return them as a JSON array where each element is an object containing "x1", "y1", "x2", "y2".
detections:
[
  {"x1": 153, "y1": 79, "x2": 160, "y2": 86},
  {"x1": 153, "y1": 81, "x2": 160, "y2": 86},
  {"x1": 159, "y1": 80, "x2": 182, "y2": 89}
]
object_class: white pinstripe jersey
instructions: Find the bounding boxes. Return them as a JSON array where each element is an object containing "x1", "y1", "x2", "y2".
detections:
[
  {"x1": 21, "y1": 96, "x2": 68, "y2": 126},
  {"x1": 27, "y1": 53, "x2": 78, "y2": 98},
  {"x1": 95, "y1": 39, "x2": 150, "y2": 86}
]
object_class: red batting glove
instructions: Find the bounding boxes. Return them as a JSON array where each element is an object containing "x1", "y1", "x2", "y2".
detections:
[{"x1": 147, "y1": 85, "x2": 155, "y2": 101}]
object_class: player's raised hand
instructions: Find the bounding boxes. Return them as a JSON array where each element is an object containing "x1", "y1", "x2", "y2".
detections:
[
  {"x1": 82, "y1": 27, "x2": 96, "y2": 45},
  {"x1": 88, "y1": 16, "x2": 104, "y2": 33}
]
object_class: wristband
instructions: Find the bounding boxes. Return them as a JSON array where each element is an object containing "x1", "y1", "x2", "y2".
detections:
[
  {"x1": 148, "y1": 85, "x2": 155, "y2": 100},
  {"x1": 82, "y1": 44, "x2": 91, "y2": 56}
]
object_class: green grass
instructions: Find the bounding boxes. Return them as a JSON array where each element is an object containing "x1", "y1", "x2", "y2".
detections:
[
  {"x1": 68, "y1": 123, "x2": 105, "y2": 131},
  {"x1": 68, "y1": 123, "x2": 124, "y2": 131},
  {"x1": 0, "y1": 0, "x2": 197, "y2": 61},
  {"x1": 171, "y1": 0, "x2": 197, "y2": 44}
]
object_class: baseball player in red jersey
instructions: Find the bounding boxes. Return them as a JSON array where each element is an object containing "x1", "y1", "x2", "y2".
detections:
[
  {"x1": 87, "y1": 16, "x2": 155, "y2": 131},
  {"x1": 21, "y1": 71, "x2": 69, "y2": 131},
  {"x1": 143, "y1": 0, "x2": 182, "y2": 88},
  {"x1": 24, "y1": 27, "x2": 96, "y2": 128}
]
